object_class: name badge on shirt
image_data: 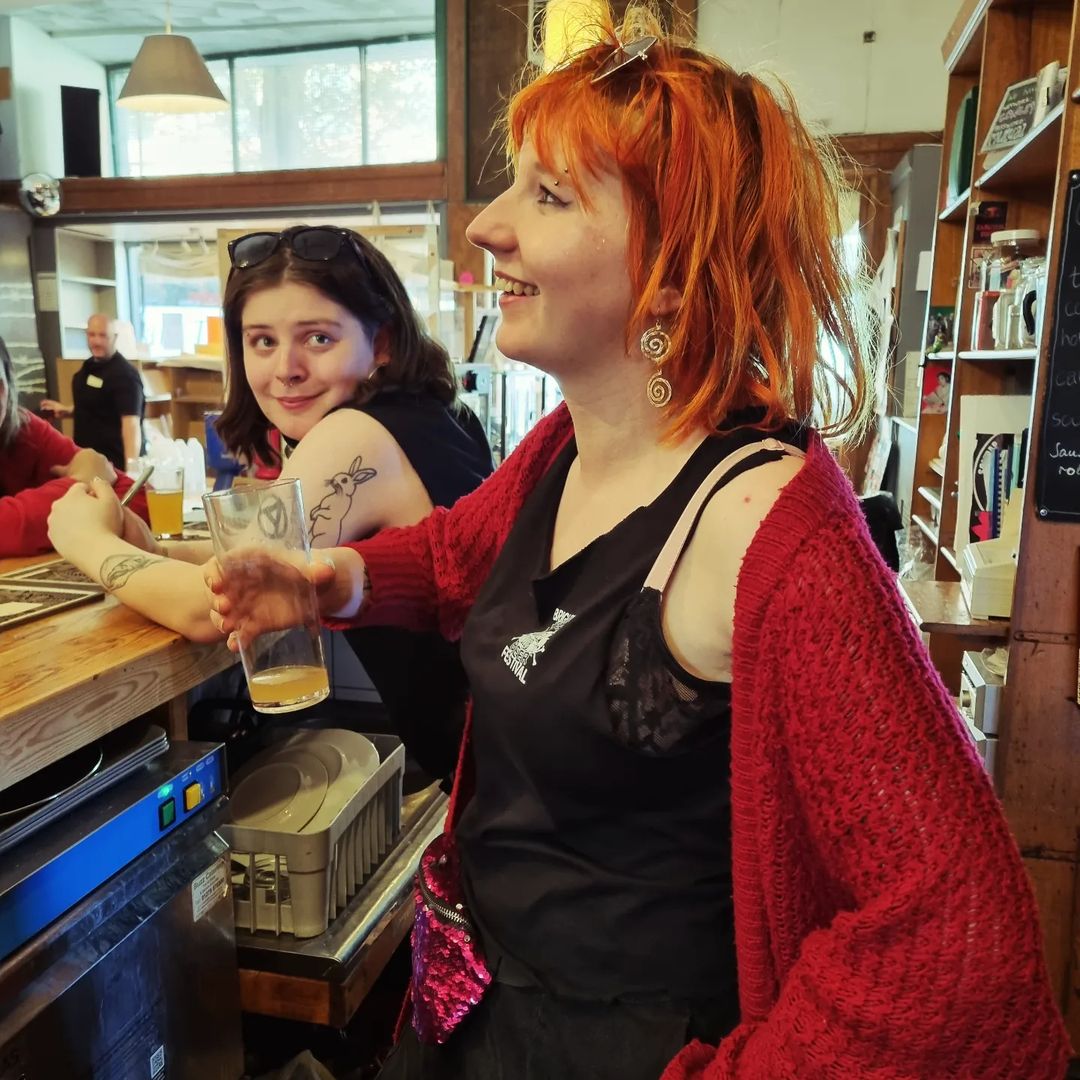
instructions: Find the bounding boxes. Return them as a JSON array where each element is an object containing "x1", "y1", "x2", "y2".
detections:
[{"x1": 86, "y1": 374, "x2": 104, "y2": 389}]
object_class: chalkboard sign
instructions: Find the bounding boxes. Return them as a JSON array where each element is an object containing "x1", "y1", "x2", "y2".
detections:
[
  {"x1": 981, "y1": 76, "x2": 1039, "y2": 153},
  {"x1": 1037, "y1": 171, "x2": 1080, "y2": 521}
]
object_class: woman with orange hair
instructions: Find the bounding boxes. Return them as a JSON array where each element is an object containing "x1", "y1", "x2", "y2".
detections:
[{"x1": 208, "y1": 5, "x2": 1068, "y2": 1077}]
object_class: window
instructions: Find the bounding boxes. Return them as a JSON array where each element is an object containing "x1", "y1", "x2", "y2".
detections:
[
  {"x1": 365, "y1": 40, "x2": 438, "y2": 165},
  {"x1": 110, "y1": 62, "x2": 234, "y2": 178},
  {"x1": 235, "y1": 48, "x2": 363, "y2": 172},
  {"x1": 109, "y1": 40, "x2": 438, "y2": 177},
  {"x1": 129, "y1": 243, "x2": 222, "y2": 358}
]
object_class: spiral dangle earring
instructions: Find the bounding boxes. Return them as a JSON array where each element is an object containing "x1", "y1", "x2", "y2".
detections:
[{"x1": 641, "y1": 320, "x2": 673, "y2": 407}]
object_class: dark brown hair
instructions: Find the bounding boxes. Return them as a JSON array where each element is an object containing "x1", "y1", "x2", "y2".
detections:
[
  {"x1": 0, "y1": 335, "x2": 26, "y2": 449},
  {"x1": 216, "y1": 225, "x2": 456, "y2": 467}
]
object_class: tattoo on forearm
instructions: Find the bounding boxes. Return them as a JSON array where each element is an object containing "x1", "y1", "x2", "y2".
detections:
[
  {"x1": 309, "y1": 455, "x2": 378, "y2": 546},
  {"x1": 257, "y1": 495, "x2": 290, "y2": 540},
  {"x1": 100, "y1": 554, "x2": 167, "y2": 591}
]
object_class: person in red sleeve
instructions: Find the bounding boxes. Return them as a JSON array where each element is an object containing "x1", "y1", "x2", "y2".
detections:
[
  {"x1": 207, "y1": 6, "x2": 1071, "y2": 1078},
  {"x1": 0, "y1": 336, "x2": 148, "y2": 558}
]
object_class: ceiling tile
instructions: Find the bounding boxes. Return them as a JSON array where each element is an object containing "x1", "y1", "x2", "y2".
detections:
[{"x1": 14, "y1": 0, "x2": 435, "y2": 64}]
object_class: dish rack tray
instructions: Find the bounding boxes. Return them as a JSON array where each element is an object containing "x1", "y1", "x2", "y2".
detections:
[{"x1": 222, "y1": 732, "x2": 405, "y2": 938}]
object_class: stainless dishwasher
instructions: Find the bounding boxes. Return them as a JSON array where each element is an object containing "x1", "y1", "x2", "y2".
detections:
[{"x1": 0, "y1": 736, "x2": 242, "y2": 1080}]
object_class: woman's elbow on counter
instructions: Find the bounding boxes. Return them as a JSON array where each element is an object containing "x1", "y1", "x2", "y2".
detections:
[{"x1": 177, "y1": 613, "x2": 225, "y2": 645}]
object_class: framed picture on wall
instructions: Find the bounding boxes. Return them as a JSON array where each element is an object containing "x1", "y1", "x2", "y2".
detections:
[{"x1": 921, "y1": 361, "x2": 952, "y2": 415}]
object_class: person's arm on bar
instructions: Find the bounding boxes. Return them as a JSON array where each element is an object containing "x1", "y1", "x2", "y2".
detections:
[
  {"x1": 47, "y1": 478, "x2": 222, "y2": 642},
  {"x1": 0, "y1": 412, "x2": 146, "y2": 557}
]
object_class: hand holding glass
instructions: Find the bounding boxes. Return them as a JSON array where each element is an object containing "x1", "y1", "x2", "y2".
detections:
[{"x1": 202, "y1": 478, "x2": 330, "y2": 714}]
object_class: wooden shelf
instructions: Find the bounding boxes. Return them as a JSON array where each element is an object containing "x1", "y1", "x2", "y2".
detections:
[
  {"x1": 912, "y1": 513, "x2": 940, "y2": 546},
  {"x1": 918, "y1": 485, "x2": 943, "y2": 512},
  {"x1": 929, "y1": 458, "x2": 946, "y2": 478},
  {"x1": 939, "y1": 187, "x2": 971, "y2": 222},
  {"x1": 173, "y1": 394, "x2": 220, "y2": 405},
  {"x1": 63, "y1": 274, "x2": 116, "y2": 288},
  {"x1": 957, "y1": 348, "x2": 1037, "y2": 361},
  {"x1": 975, "y1": 102, "x2": 1064, "y2": 194},
  {"x1": 943, "y1": 0, "x2": 988, "y2": 74},
  {"x1": 927, "y1": 349, "x2": 956, "y2": 361},
  {"x1": 899, "y1": 578, "x2": 1009, "y2": 640}
]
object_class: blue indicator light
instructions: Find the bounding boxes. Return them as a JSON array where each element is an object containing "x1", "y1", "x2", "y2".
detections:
[{"x1": 157, "y1": 784, "x2": 173, "y2": 799}]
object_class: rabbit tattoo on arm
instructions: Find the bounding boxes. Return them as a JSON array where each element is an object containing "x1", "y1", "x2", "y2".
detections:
[{"x1": 309, "y1": 454, "x2": 378, "y2": 545}]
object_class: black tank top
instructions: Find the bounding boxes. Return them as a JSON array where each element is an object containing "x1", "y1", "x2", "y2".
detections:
[
  {"x1": 341, "y1": 391, "x2": 493, "y2": 780},
  {"x1": 457, "y1": 419, "x2": 802, "y2": 1005}
]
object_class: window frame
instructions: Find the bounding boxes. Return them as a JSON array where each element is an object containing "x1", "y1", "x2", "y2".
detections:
[{"x1": 107, "y1": 33, "x2": 437, "y2": 178}]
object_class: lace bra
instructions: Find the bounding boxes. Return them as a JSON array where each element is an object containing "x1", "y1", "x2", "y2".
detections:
[{"x1": 606, "y1": 438, "x2": 804, "y2": 755}]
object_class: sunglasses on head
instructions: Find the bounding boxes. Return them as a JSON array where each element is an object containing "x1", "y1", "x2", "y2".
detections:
[{"x1": 227, "y1": 226, "x2": 365, "y2": 270}]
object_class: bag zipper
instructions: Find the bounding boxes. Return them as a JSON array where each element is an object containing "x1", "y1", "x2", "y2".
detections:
[{"x1": 417, "y1": 869, "x2": 472, "y2": 929}]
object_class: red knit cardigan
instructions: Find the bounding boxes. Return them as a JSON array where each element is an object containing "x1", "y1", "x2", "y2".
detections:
[
  {"x1": 341, "y1": 404, "x2": 1069, "y2": 1078},
  {"x1": 0, "y1": 411, "x2": 148, "y2": 558}
]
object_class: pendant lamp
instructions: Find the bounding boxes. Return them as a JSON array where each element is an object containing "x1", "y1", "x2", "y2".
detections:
[{"x1": 117, "y1": 0, "x2": 228, "y2": 113}]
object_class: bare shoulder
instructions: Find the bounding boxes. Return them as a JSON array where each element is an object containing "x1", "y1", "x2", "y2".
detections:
[
  {"x1": 695, "y1": 451, "x2": 807, "y2": 564},
  {"x1": 283, "y1": 409, "x2": 432, "y2": 544},
  {"x1": 286, "y1": 408, "x2": 404, "y2": 475},
  {"x1": 662, "y1": 451, "x2": 806, "y2": 681}
]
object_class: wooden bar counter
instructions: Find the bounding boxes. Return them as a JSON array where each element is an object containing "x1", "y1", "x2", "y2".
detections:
[{"x1": 0, "y1": 553, "x2": 233, "y2": 793}]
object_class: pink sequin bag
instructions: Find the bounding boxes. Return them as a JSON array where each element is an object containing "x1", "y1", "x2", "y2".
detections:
[{"x1": 410, "y1": 830, "x2": 492, "y2": 1044}]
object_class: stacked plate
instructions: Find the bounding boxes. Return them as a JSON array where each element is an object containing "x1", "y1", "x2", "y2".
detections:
[{"x1": 228, "y1": 729, "x2": 379, "y2": 835}]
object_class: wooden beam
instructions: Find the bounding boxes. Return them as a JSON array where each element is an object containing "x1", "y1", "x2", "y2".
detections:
[
  {"x1": 38, "y1": 162, "x2": 447, "y2": 217},
  {"x1": 1024, "y1": 855, "x2": 1080, "y2": 1046},
  {"x1": 238, "y1": 969, "x2": 331, "y2": 1026},
  {"x1": 858, "y1": 168, "x2": 893, "y2": 272},
  {"x1": 446, "y1": 0, "x2": 468, "y2": 205},
  {"x1": 467, "y1": 0, "x2": 527, "y2": 201},
  {"x1": 447, "y1": 202, "x2": 486, "y2": 284},
  {"x1": 835, "y1": 131, "x2": 943, "y2": 178}
]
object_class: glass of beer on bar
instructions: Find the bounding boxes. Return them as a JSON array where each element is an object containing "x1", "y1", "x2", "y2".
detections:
[
  {"x1": 146, "y1": 462, "x2": 185, "y2": 539},
  {"x1": 202, "y1": 478, "x2": 330, "y2": 714}
]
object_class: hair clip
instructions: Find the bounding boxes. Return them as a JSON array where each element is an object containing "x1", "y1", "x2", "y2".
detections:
[{"x1": 591, "y1": 34, "x2": 659, "y2": 83}]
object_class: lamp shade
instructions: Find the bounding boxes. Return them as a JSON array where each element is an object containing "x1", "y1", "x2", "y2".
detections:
[{"x1": 117, "y1": 33, "x2": 228, "y2": 112}]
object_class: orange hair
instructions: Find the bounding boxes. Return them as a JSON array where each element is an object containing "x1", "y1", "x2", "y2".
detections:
[{"x1": 505, "y1": 3, "x2": 874, "y2": 440}]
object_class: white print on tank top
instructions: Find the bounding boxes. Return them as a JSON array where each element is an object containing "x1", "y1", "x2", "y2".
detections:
[{"x1": 501, "y1": 608, "x2": 576, "y2": 685}]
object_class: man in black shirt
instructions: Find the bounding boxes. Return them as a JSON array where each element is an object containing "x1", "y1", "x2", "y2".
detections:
[{"x1": 41, "y1": 314, "x2": 144, "y2": 469}]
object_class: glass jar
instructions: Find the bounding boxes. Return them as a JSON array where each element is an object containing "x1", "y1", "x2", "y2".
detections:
[
  {"x1": 1018, "y1": 255, "x2": 1048, "y2": 346},
  {"x1": 986, "y1": 229, "x2": 1044, "y2": 291}
]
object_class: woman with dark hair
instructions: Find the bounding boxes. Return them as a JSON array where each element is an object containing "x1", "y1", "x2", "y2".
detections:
[
  {"x1": 208, "y1": 7, "x2": 1066, "y2": 1078},
  {"x1": 215, "y1": 226, "x2": 461, "y2": 474},
  {"x1": 0, "y1": 334, "x2": 147, "y2": 557},
  {"x1": 49, "y1": 225, "x2": 492, "y2": 780}
]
